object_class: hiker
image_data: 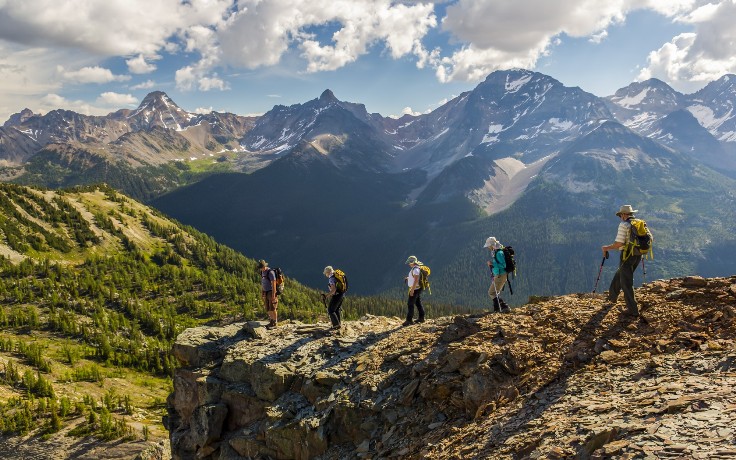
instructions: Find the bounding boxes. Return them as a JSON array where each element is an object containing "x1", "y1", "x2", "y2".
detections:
[
  {"x1": 322, "y1": 266, "x2": 345, "y2": 330},
  {"x1": 258, "y1": 259, "x2": 278, "y2": 328},
  {"x1": 484, "y1": 237, "x2": 510, "y2": 312},
  {"x1": 601, "y1": 204, "x2": 642, "y2": 317},
  {"x1": 403, "y1": 256, "x2": 426, "y2": 326}
]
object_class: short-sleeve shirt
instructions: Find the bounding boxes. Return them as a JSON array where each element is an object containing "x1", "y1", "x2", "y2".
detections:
[
  {"x1": 491, "y1": 249, "x2": 506, "y2": 276},
  {"x1": 328, "y1": 275, "x2": 336, "y2": 290},
  {"x1": 407, "y1": 266, "x2": 421, "y2": 287},
  {"x1": 261, "y1": 269, "x2": 276, "y2": 292},
  {"x1": 614, "y1": 220, "x2": 632, "y2": 248}
]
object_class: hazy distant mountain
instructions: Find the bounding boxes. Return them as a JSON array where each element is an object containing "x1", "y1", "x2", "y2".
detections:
[
  {"x1": 606, "y1": 75, "x2": 736, "y2": 174},
  {"x1": 0, "y1": 92, "x2": 257, "y2": 199}
]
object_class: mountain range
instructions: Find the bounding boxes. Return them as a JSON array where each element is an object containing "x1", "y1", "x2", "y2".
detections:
[{"x1": 2, "y1": 69, "x2": 736, "y2": 304}]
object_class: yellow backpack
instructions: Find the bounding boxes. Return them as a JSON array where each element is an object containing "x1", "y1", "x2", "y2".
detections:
[
  {"x1": 417, "y1": 265, "x2": 431, "y2": 292},
  {"x1": 624, "y1": 218, "x2": 653, "y2": 260},
  {"x1": 333, "y1": 269, "x2": 348, "y2": 293}
]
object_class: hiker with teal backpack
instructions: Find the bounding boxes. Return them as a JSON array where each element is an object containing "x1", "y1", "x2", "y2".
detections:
[
  {"x1": 403, "y1": 256, "x2": 427, "y2": 326},
  {"x1": 322, "y1": 266, "x2": 347, "y2": 330},
  {"x1": 484, "y1": 237, "x2": 510, "y2": 313},
  {"x1": 601, "y1": 204, "x2": 653, "y2": 318}
]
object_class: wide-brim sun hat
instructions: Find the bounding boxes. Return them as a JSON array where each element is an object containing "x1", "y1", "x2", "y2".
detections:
[
  {"x1": 616, "y1": 204, "x2": 638, "y2": 216},
  {"x1": 258, "y1": 259, "x2": 268, "y2": 268},
  {"x1": 405, "y1": 255, "x2": 419, "y2": 264},
  {"x1": 483, "y1": 237, "x2": 499, "y2": 249}
]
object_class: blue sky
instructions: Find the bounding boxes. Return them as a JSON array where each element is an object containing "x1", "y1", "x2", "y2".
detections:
[{"x1": 1, "y1": 1, "x2": 734, "y2": 121}]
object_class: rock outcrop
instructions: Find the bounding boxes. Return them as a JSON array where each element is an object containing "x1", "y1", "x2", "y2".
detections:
[{"x1": 166, "y1": 276, "x2": 736, "y2": 459}]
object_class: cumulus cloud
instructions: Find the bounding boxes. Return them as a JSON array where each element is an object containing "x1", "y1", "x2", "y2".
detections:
[
  {"x1": 216, "y1": 0, "x2": 436, "y2": 72},
  {"x1": 126, "y1": 55, "x2": 158, "y2": 74},
  {"x1": 96, "y1": 92, "x2": 138, "y2": 106},
  {"x1": 0, "y1": 0, "x2": 232, "y2": 56},
  {"x1": 57, "y1": 66, "x2": 130, "y2": 84},
  {"x1": 637, "y1": 0, "x2": 736, "y2": 90},
  {"x1": 38, "y1": 93, "x2": 100, "y2": 115},
  {"x1": 130, "y1": 80, "x2": 157, "y2": 90}
]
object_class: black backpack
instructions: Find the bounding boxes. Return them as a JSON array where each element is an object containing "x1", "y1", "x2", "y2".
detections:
[
  {"x1": 270, "y1": 268, "x2": 285, "y2": 295},
  {"x1": 501, "y1": 246, "x2": 516, "y2": 274}
]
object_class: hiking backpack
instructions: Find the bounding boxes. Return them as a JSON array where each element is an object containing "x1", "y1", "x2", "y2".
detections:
[
  {"x1": 271, "y1": 267, "x2": 285, "y2": 295},
  {"x1": 417, "y1": 264, "x2": 431, "y2": 292},
  {"x1": 333, "y1": 269, "x2": 348, "y2": 294},
  {"x1": 626, "y1": 218, "x2": 653, "y2": 259},
  {"x1": 501, "y1": 246, "x2": 516, "y2": 274}
]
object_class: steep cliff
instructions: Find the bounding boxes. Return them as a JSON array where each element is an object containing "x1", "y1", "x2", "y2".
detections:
[{"x1": 166, "y1": 276, "x2": 736, "y2": 459}]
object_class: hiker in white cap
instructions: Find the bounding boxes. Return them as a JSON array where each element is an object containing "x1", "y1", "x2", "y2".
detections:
[
  {"x1": 322, "y1": 266, "x2": 347, "y2": 330},
  {"x1": 601, "y1": 204, "x2": 642, "y2": 317},
  {"x1": 403, "y1": 255, "x2": 426, "y2": 326},
  {"x1": 484, "y1": 237, "x2": 509, "y2": 312}
]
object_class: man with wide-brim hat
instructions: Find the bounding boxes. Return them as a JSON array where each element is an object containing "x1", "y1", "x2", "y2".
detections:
[{"x1": 602, "y1": 205, "x2": 642, "y2": 317}]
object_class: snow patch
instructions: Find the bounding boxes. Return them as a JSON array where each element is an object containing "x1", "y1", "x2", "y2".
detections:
[
  {"x1": 505, "y1": 74, "x2": 532, "y2": 93},
  {"x1": 688, "y1": 104, "x2": 734, "y2": 134},
  {"x1": 613, "y1": 88, "x2": 649, "y2": 108},
  {"x1": 548, "y1": 118, "x2": 573, "y2": 131},
  {"x1": 482, "y1": 123, "x2": 504, "y2": 143}
]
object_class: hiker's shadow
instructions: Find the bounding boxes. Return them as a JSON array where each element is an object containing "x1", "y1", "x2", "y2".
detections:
[{"x1": 477, "y1": 300, "x2": 642, "y2": 457}]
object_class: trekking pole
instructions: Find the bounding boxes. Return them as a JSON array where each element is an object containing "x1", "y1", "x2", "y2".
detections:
[
  {"x1": 507, "y1": 276, "x2": 513, "y2": 296},
  {"x1": 592, "y1": 251, "x2": 609, "y2": 293},
  {"x1": 488, "y1": 265, "x2": 501, "y2": 310},
  {"x1": 642, "y1": 259, "x2": 647, "y2": 283}
]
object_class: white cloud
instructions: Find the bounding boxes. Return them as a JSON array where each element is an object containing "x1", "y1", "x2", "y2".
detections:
[
  {"x1": 38, "y1": 93, "x2": 101, "y2": 115},
  {"x1": 637, "y1": 0, "x2": 736, "y2": 91},
  {"x1": 216, "y1": 0, "x2": 436, "y2": 72},
  {"x1": 0, "y1": 0, "x2": 232, "y2": 56},
  {"x1": 96, "y1": 92, "x2": 138, "y2": 106},
  {"x1": 126, "y1": 54, "x2": 158, "y2": 74},
  {"x1": 193, "y1": 106, "x2": 214, "y2": 114},
  {"x1": 130, "y1": 79, "x2": 157, "y2": 90},
  {"x1": 432, "y1": 0, "x2": 703, "y2": 83},
  {"x1": 57, "y1": 65, "x2": 130, "y2": 84}
]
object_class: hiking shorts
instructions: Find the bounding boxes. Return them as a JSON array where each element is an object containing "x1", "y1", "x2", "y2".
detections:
[{"x1": 262, "y1": 290, "x2": 278, "y2": 312}]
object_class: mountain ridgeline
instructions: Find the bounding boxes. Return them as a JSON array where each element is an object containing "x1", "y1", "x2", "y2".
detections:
[{"x1": 2, "y1": 69, "x2": 736, "y2": 306}]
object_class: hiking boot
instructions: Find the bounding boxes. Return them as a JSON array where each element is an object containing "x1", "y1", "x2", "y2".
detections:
[
  {"x1": 415, "y1": 318, "x2": 425, "y2": 323},
  {"x1": 492, "y1": 298, "x2": 501, "y2": 313},
  {"x1": 402, "y1": 320, "x2": 414, "y2": 327},
  {"x1": 499, "y1": 300, "x2": 510, "y2": 312},
  {"x1": 266, "y1": 320, "x2": 277, "y2": 329}
]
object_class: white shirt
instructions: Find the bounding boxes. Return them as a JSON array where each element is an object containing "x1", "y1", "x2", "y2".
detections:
[
  {"x1": 614, "y1": 220, "x2": 632, "y2": 248},
  {"x1": 407, "y1": 265, "x2": 420, "y2": 287}
]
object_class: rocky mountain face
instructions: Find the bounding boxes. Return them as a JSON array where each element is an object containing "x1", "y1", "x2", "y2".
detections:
[
  {"x1": 605, "y1": 75, "x2": 736, "y2": 173},
  {"x1": 0, "y1": 92, "x2": 257, "y2": 199},
  {"x1": 166, "y1": 275, "x2": 736, "y2": 459}
]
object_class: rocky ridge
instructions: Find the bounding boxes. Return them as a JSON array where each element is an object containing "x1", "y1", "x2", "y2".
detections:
[{"x1": 166, "y1": 276, "x2": 736, "y2": 459}]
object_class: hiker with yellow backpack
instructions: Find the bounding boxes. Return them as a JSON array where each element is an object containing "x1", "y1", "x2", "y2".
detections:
[
  {"x1": 601, "y1": 204, "x2": 653, "y2": 318},
  {"x1": 322, "y1": 266, "x2": 348, "y2": 330},
  {"x1": 403, "y1": 256, "x2": 428, "y2": 326}
]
